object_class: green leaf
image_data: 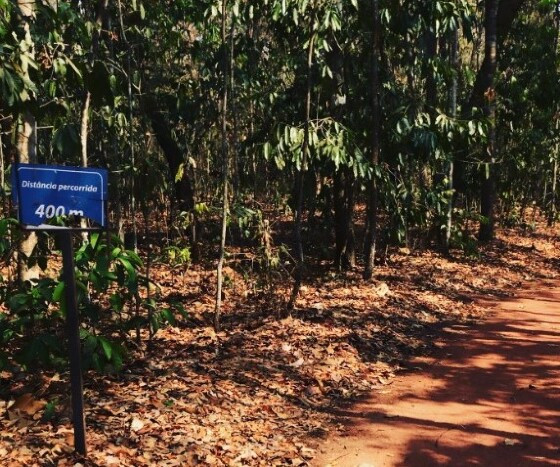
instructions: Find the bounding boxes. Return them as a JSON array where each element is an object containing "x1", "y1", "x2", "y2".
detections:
[
  {"x1": 109, "y1": 293, "x2": 124, "y2": 312},
  {"x1": 90, "y1": 233, "x2": 100, "y2": 250},
  {"x1": 175, "y1": 162, "x2": 185, "y2": 183},
  {"x1": 60, "y1": 52, "x2": 83, "y2": 80},
  {"x1": 161, "y1": 308, "x2": 176, "y2": 325},
  {"x1": 52, "y1": 282, "x2": 65, "y2": 302},
  {"x1": 98, "y1": 337, "x2": 113, "y2": 360}
]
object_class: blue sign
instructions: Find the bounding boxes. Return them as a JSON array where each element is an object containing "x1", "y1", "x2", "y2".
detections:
[{"x1": 12, "y1": 163, "x2": 108, "y2": 227}]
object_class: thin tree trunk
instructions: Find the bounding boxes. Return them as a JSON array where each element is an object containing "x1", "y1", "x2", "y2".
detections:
[
  {"x1": 0, "y1": 117, "x2": 11, "y2": 218},
  {"x1": 80, "y1": 93, "x2": 90, "y2": 168},
  {"x1": 117, "y1": 0, "x2": 138, "y2": 251},
  {"x1": 214, "y1": 0, "x2": 229, "y2": 332},
  {"x1": 424, "y1": 1, "x2": 439, "y2": 244},
  {"x1": 127, "y1": 52, "x2": 138, "y2": 252},
  {"x1": 230, "y1": 18, "x2": 240, "y2": 202},
  {"x1": 0, "y1": 132, "x2": 5, "y2": 214},
  {"x1": 79, "y1": 92, "x2": 91, "y2": 238},
  {"x1": 334, "y1": 168, "x2": 356, "y2": 270},
  {"x1": 445, "y1": 26, "x2": 459, "y2": 252},
  {"x1": 364, "y1": 0, "x2": 381, "y2": 280},
  {"x1": 330, "y1": 42, "x2": 355, "y2": 270},
  {"x1": 15, "y1": 2, "x2": 38, "y2": 283},
  {"x1": 551, "y1": 116, "x2": 559, "y2": 224},
  {"x1": 80, "y1": 0, "x2": 106, "y2": 168},
  {"x1": 17, "y1": 113, "x2": 39, "y2": 283},
  {"x1": 247, "y1": 18, "x2": 258, "y2": 197},
  {"x1": 549, "y1": 2, "x2": 560, "y2": 225},
  {"x1": 334, "y1": 170, "x2": 347, "y2": 270},
  {"x1": 479, "y1": 0, "x2": 499, "y2": 242},
  {"x1": 105, "y1": 11, "x2": 124, "y2": 242},
  {"x1": 424, "y1": 1, "x2": 437, "y2": 114},
  {"x1": 345, "y1": 170, "x2": 356, "y2": 268},
  {"x1": 145, "y1": 208, "x2": 153, "y2": 346},
  {"x1": 543, "y1": 175, "x2": 548, "y2": 207},
  {"x1": 288, "y1": 30, "x2": 315, "y2": 310}
]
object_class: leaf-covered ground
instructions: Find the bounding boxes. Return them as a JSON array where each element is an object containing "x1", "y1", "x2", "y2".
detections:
[{"x1": 1, "y1": 222, "x2": 559, "y2": 466}]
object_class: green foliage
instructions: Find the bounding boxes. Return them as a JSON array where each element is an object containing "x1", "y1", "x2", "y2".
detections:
[
  {"x1": 148, "y1": 301, "x2": 188, "y2": 334},
  {"x1": 81, "y1": 330, "x2": 125, "y2": 373},
  {"x1": 0, "y1": 232, "x2": 146, "y2": 372},
  {"x1": 42, "y1": 399, "x2": 58, "y2": 422},
  {"x1": 268, "y1": 119, "x2": 369, "y2": 177},
  {"x1": 162, "y1": 245, "x2": 191, "y2": 268},
  {"x1": 448, "y1": 209, "x2": 484, "y2": 257}
]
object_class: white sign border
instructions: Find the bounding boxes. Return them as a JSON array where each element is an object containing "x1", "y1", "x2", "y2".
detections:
[{"x1": 16, "y1": 166, "x2": 107, "y2": 228}]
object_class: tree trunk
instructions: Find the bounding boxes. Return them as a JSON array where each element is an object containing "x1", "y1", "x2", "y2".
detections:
[
  {"x1": 0, "y1": 132, "x2": 5, "y2": 215},
  {"x1": 334, "y1": 168, "x2": 356, "y2": 270},
  {"x1": 424, "y1": 1, "x2": 440, "y2": 245},
  {"x1": 17, "y1": 112, "x2": 39, "y2": 283},
  {"x1": 127, "y1": 52, "x2": 138, "y2": 252},
  {"x1": 16, "y1": 115, "x2": 36, "y2": 164},
  {"x1": 214, "y1": 0, "x2": 229, "y2": 332},
  {"x1": 551, "y1": 116, "x2": 559, "y2": 224},
  {"x1": 364, "y1": 0, "x2": 381, "y2": 280},
  {"x1": 143, "y1": 96, "x2": 195, "y2": 212},
  {"x1": 445, "y1": 26, "x2": 459, "y2": 252},
  {"x1": 424, "y1": 1, "x2": 437, "y2": 115},
  {"x1": 479, "y1": 0, "x2": 499, "y2": 242},
  {"x1": 80, "y1": 92, "x2": 91, "y2": 238},
  {"x1": 80, "y1": 93, "x2": 91, "y2": 168},
  {"x1": 15, "y1": 1, "x2": 38, "y2": 283},
  {"x1": 80, "y1": 0, "x2": 107, "y2": 170},
  {"x1": 343, "y1": 170, "x2": 356, "y2": 268},
  {"x1": 334, "y1": 170, "x2": 347, "y2": 270},
  {"x1": 467, "y1": 0, "x2": 526, "y2": 111},
  {"x1": 456, "y1": 0, "x2": 526, "y2": 194},
  {"x1": 329, "y1": 41, "x2": 355, "y2": 271},
  {"x1": 549, "y1": 2, "x2": 560, "y2": 225},
  {"x1": 288, "y1": 31, "x2": 315, "y2": 310},
  {"x1": 230, "y1": 18, "x2": 240, "y2": 202}
]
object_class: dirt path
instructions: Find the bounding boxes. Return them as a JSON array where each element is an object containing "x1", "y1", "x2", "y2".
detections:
[{"x1": 313, "y1": 280, "x2": 560, "y2": 466}]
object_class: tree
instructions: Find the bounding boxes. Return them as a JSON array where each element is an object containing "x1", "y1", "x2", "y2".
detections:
[
  {"x1": 215, "y1": 0, "x2": 230, "y2": 331},
  {"x1": 363, "y1": 0, "x2": 381, "y2": 280},
  {"x1": 16, "y1": 0, "x2": 39, "y2": 283},
  {"x1": 478, "y1": 0, "x2": 499, "y2": 242}
]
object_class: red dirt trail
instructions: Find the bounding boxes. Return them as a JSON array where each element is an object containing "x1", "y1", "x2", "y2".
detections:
[{"x1": 313, "y1": 280, "x2": 560, "y2": 466}]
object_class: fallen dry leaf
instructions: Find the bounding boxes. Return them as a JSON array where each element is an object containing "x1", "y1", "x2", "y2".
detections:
[
  {"x1": 9, "y1": 394, "x2": 45, "y2": 416},
  {"x1": 1, "y1": 220, "x2": 559, "y2": 466},
  {"x1": 130, "y1": 418, "x2": 145, "y2": 432}
]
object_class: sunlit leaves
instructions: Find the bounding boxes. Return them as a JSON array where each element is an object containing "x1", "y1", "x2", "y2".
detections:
[{"x1": 268, "y1": 118, "x2": 369, "y2": 177}]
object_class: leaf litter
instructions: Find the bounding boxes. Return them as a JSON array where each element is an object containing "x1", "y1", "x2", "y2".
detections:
[{"x1": 1, "y1": 222, "x2": 560, "y2": 465}]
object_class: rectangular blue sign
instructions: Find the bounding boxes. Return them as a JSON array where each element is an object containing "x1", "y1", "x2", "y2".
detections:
[{"x1": 12, "y1": 163, "x2": 108, "y2": 228}]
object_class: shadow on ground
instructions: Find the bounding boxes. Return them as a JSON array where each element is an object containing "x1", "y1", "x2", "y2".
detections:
[{"x1": 315, "y1": 283, "x2": 560, "y2": 466}]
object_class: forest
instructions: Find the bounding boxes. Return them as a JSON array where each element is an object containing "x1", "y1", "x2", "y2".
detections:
[{"x1": 0, "y1": 0, "x2": 559, "y2": 465}]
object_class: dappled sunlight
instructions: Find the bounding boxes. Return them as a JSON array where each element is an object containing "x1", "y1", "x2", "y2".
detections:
[{"x1": 314, "y1": 283, "x2": 560, "y2": 466}]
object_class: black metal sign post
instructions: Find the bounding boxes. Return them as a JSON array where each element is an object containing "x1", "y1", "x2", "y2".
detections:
[
  {"x1": 59, "y1": 229, "x2": 87, "y2": 456},
  {"x1": 12, "y1": 163, "x2": 109, "y2": 458}
]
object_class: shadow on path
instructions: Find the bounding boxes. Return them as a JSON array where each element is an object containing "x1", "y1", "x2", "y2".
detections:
[{"x1": 314, "y1": 280, "x2": 560, "y2": 466}]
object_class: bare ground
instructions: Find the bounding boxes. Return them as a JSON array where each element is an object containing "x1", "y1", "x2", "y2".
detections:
[{"x1": 313, "y1": 281, "x2": 560, "y2": 466}]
